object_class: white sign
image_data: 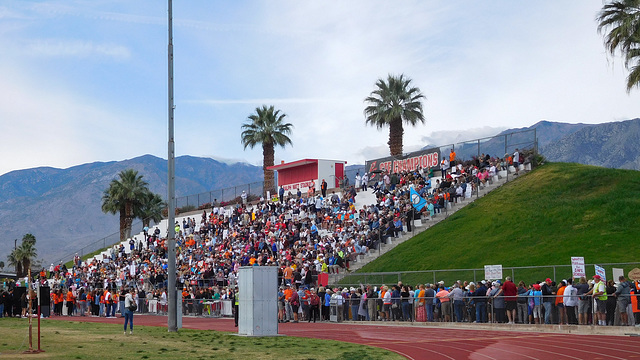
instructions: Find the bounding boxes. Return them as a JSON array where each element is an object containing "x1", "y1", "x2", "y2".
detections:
[
  {"x1": 594, "y1": 264, "x2": 606, "y2": 281},
  {"x1": 613, "y1": 268, "x2": 623, "y2": 283},
  {"x1": 282, "y1": 180, "x2": 316, "y2": 191},
  {"x1": 484, "y1": 265, "x2": 503, "y2": 280},
  {"x1": 571, "y1": 257, "x2": 586, "y2": 278}
]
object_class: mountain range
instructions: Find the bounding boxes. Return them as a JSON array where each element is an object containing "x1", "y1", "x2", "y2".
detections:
[
  {"x1": 421, "y1": 119, "x2": 640, "y2": 171},
  {"x1": 2, "y1": 119, "x2": 639, "y2": 266}
]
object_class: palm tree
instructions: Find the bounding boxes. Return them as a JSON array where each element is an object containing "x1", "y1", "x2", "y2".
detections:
[
  {"x1": 22, "y1": 233, "x2": 36, "y2": 247},
  {"x1": 17, "y1": 240, "x2": 37, "y2": 277},
  {"x1": 102, "y1": 169, "x2": 152, "y2": 242},
  {"x1": 241, "y1": 105, "x2": 293, "y2": 195},
  {"x1": 138, "y1": 192, "x2": 165, "y2": 228},
  {"x1": 7, "y1": 234, "x2": 38, "y2": 277},
  {"x1": 364, "y1": 74, "x2": 426, "y2": 157},
  {"x1": 597, "y1": 0, "x2": 640, "y2": 91}
]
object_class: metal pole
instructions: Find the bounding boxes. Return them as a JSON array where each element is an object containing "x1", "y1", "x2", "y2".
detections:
[
  {"x1": 167, "y1": 0, "x2": 177, "y2": 333},
  {"x1": 28, "y1": 268, "x2": 33, "y2": 351}
]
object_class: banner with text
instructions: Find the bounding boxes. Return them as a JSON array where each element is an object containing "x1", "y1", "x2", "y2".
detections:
[
  {"x1": 484, "y1": 265, "x2": 503, "y2": 280},
  {"x1": 594, "y1": 264, "x2": 606, "y2": 281},
  {"x1": 571, "y1": 257, "x2": 586, "y2": 278},
  {"x1": 365, "y1": 147, "x2": 441, "y2": 182}
]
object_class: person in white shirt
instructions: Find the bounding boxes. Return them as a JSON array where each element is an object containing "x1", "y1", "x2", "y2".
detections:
[
  {"x1": 563, "y1": 278, "x2": 578, "y2": 325},
  {"x1": 123, "y1": 288, "x2": 135, "y2": 335},
  {"x1": 160, "y1": 289, "x2": 168, "y2": 314}
]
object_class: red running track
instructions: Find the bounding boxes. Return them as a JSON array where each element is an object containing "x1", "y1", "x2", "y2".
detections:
[{"x1": 51, "y1": 316, "x2": 640, "y2": 360}]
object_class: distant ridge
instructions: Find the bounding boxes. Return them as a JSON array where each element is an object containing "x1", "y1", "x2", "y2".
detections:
[{"x1": 541, "y1": 118, "x2": 640, "y2": 170}]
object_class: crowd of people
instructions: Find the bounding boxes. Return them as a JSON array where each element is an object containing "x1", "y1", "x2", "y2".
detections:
[
  {"x1": 273, "y1": 275, "x2": 640, "y2": 327},
  {"x1": 17, "y1": 149, "x2": 640, "y2": 329}
]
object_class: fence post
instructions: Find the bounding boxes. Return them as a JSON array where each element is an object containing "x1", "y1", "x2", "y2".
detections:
[
  {"x1": 511, "y1": 268, "x2": 515, "y2": 282},
  {"x1": 553, "y1": 266, "x2": 556, "y2": 282}
]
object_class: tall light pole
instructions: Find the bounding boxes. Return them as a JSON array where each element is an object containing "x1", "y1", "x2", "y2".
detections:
[{"x1": 167, "y1": 0, "x2": 177, "y2": 333}]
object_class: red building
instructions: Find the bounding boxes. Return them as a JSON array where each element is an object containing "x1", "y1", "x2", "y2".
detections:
[{"x1": 267, "y1": 159, "x2": 347, "y2": 193}]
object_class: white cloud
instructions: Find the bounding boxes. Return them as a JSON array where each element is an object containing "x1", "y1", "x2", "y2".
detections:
[
  {"x1": 27, "y1": 39, "x2": 131, "y2": 60},
  {"x1": 421, "y1": 127, "x2": 508, "y2": 148},
  {"x1": 186, "y1": 98, "x2": 332, "y2": 105},
  {"x1": 205, "y1": 155, "x2": 252, "y2": 166}
]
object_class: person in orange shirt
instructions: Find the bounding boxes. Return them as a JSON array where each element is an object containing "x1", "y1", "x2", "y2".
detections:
[
  {"x1": 283, "y1": 284, "x2": 295, "y2": 322},
  {"x1": 436, "y1": 285, "x2": 451, "y2": 322},
  {"x1": 449, "y1": 149, "x2": 456, "y2": 167},
  {"x1": 283, "y1": 263, "x2": 294, "y2": 286},
  {"x1": 100, "y1": 292, "x2": 106, "y2": 317},
  {"x1": 632, "y1": 280, "x2": 640, "y2": 325},
  {"x1": 53, "y1": 289, "x2": 64, "y2": 316},
  {"x1": 556, "y1": 280, "x2": 567, "y2": 325},
  {"x1": 86, "y1": 291, "x2": 93, "y2": 316},
  {"x1": 66, "y1": 289, "x2": 75, "y2": 316}
]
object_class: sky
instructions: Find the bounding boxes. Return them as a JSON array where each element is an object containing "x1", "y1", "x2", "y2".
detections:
[{"x1": 1, "y1": 1, "x2": 639, "y2": 175}]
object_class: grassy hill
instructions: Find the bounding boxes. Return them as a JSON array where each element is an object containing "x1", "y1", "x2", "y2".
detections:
[{"x1": 343, "y1": 162, "x2": 640, "y2": 286}]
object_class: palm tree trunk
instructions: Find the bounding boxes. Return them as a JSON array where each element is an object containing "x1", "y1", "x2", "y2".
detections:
[
  {"x1": 120, "y1": 208, "x2": 127, "y2": 242},
  {"x1": 263, "y1": 142, "x2": 275, "y2": 196},
  {"x1": 388, "y1": 118, "x2": 404, "y2": 157},
  {"x1": 22, "y1": 259, "x2": 31, "y2": 278},
  {"x1": 16, "y1": 262, "x2": 23, "y2": 278},
  {"x1": 124, "y1": 201, "x2": 133, "y2": 240}
]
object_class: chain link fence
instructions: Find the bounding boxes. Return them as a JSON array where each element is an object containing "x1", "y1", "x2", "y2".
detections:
[{"x1": 175, "y1": 181, "x2": 264, "y2": 210}]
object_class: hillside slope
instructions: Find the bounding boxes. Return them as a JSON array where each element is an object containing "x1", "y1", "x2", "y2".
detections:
[{"x1": 354, "y1": 163, "x2": 640, "y2": 282}]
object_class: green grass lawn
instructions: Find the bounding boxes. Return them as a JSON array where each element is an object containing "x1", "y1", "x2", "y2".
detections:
[
  {"x1": 0, "y1": 318, "x2": 403, "y2": 360},
  {"x1": 343, "y1": 163, "x2": 640, "y2": 286}
]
